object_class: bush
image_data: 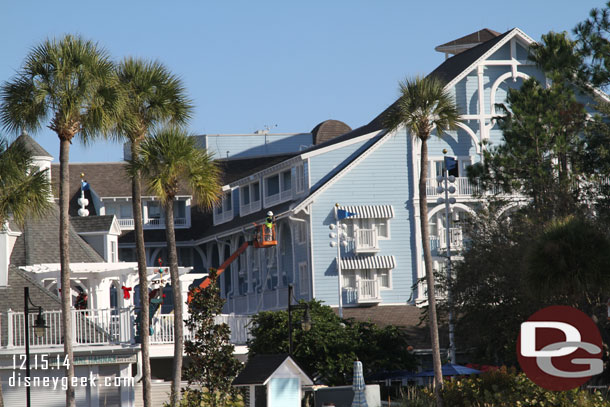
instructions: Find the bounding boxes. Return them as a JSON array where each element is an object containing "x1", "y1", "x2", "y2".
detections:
[{"x1": 400, "y1": 368, "x2": 610, "y2": 407}]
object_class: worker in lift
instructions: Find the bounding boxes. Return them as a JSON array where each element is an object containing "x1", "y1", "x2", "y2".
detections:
[{"x1": 265, "y1": 211, "x2": 274, "y2": 241}]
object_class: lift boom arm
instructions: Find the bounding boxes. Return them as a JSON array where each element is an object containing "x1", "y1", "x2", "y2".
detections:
[{"x1": 188, "y1": 240, "x2": 251, "y2": 302}]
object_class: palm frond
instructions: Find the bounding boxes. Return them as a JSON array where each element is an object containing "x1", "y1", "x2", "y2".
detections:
[
  {"x1": 385, "y1": 75, "x2": 459, "y2": 140},
  {"x1": 133, "y1": 126, "x2": 221, "y2": 208}
]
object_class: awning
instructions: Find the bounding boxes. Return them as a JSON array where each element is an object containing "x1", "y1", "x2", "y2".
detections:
[
  {"x1": 341, "y1": 255, "x2": 396, "y2": 270},
  {"x1": 337, "y1": 205, "x2": 394, "y2": 219}
]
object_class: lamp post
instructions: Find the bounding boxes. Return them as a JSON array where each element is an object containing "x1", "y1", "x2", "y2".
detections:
[
  {"x1": 24, "y1": 287, "x2": 48, "y2": 407},
  {"x1": 287, "y1": 284, "x2": 312, "y2": 355},
  {"x1": 436, "y1": 150, "x2": 457, "y2": 364}
]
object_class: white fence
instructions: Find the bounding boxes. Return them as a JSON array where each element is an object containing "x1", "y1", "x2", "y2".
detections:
[{"x1": 2, "y1": 308, "x2": 252, "y2": 348}]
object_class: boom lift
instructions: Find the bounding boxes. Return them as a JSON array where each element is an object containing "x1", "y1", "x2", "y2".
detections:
[{"x1": 187, "y1": 223, "x2": 277, "y2": 302}]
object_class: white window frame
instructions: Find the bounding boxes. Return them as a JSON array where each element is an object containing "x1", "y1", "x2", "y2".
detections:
[
  {"x1": 295, "y1": 164, "x2": 305, "y2": 194},
  {"x1": 213, "y1": 190, "x2": 234, "y2": 224},
  {"x1": 376, "y1": 268, "x2": 392, "y2": 290},
  {"x1": 263, "y1": 169, "x2": 293, "y2": 207},
  {"x1": 346, "y1": 218, "x2": 392, "y2": 241},
  {"x1": 240, "y1": 181, "x2": 262, "y2": 216}
]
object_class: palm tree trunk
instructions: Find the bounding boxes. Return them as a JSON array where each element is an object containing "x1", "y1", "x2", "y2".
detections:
[
  {"x1": 131, "y1": 141, "x2": 153, "y2": 407},
  {"x1": 59, "y1": 138, "x2": 75, "y2": 407},
  {"x1": 418, "y1": 137, "x2": 443, "y2": 407},
  {"x1": 164, "y1": 198, "x2": 183, "y2": 407}
]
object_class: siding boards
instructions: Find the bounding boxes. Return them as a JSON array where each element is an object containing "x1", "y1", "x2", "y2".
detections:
[{"x1": 310, "y1": 133, "x2": 414, "y2": 305}]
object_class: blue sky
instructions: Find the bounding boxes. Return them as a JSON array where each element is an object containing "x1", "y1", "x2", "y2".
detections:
[{"x1": 1, "y1": 0, "x2": 603, "y2": 163}]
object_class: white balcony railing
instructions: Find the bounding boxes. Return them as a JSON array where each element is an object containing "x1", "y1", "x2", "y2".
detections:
[
  {"x1": 116, "y1": 217, "x2": 188, "y2": 230},
  {"x1": 356, "y1": 279, "x2": 381, "y2": 303},
  {"x1": 430, "y1": 228, "x2": 465, "y2": 253},
  {"x1": 240, "y1": 200, "x2": 261, "y2": 216},
  {"x1": 426, "y1": 177, "x2": 479, "y2": 197},
  {"x1": 2, "y1": 308, "x2": 252, "y2": 349},
  {"x1": 354, "y1": 228, "x2": 379, "y2": 254}
]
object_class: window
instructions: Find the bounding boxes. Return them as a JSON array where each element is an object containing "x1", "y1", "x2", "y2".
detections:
[
  {"x1": 299, "y1": 262, "x2": 308, "y2": 295},
  {"x1": 343, "y1": 270, "x2": 357, "y2": 289},
  {"x1": 241, "y1": 185, "x2": 250, "y2": 205},
  {"x1": 377, "y1": 269, "x2": 391, "y2": 289},
  {"x1": 281, "y1": 170, "x2": 291, "y2": 192},
  {"x1": 295, "y1": 164, "x2": 305, "y2": 193},
  {"x1": 110, "y1": 241, "x2": 117, "y2": 262},
  {"x1": 148, "y1": 201, "x2": 161, "y2": 218},
  {"x1": 174, "y1": 200, "x2": 186, "y2": 219},
  {"x1": 265, "y1": 175, "x2": 280, "y2": 197},
  {"x1": 346, "y1": 218, "x2": 391, "y2": 240},
  {"x1": 222, "y1": 192, "x2": 232, "y2": 211},
  {"x1": 252, "y1": 182, "x2": 260, "y2": 202}
]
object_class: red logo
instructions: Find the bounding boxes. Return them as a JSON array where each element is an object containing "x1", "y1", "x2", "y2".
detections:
[{"x1": 517, "y1": 305, "x2": 603, "y2": 391}]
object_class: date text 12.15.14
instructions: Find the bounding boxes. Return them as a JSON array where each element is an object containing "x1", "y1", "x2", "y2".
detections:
[{"x1": 13, "y1": 354, "x2": 69, "y2": 370}]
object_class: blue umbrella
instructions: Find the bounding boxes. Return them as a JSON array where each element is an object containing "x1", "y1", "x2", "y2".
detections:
[
  {"x1": 352, "y1": 360, "x2": 368, "y2": 407},
  {"x1": 415, "y1": 363, "x2": 481, "y2": 377}
]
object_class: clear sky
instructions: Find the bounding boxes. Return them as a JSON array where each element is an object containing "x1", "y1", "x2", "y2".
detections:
[{"x1": 0, "y1": 0, "x2": 604, "y2": 163}]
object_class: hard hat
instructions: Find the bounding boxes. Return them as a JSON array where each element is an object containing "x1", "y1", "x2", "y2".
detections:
[{"x1": 267, "y1": 211, "x2": 273, "y2": 216}]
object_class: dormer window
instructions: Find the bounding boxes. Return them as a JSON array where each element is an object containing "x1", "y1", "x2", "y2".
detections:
[
  {"x1": 240, "y1": 181, "x2": 261, "y2": 216},
  {"x1": 214, "y1": 191, "x2": 234, "y2": 224},
  {"x1": 264, "y1": 169, "x2": 293, "y2": 207}
]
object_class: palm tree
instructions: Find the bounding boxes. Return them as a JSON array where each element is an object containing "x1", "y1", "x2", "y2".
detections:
[
  {"x1": 133, "y1": 126, "x2": 221, "y2": 407},
  {"x1": 114, "y1": 58, "x2": 193, "y2": 407},
  {"x1": 0, "y1": 136, "x2": 52, "y2": 226},
  {"x1": 386, "y1": 76, "x2": 459, "y2": 407},
  {"x1": 0, "y1": 135, "x2": 52, "y2": 407},
  {"x1": 0, "y1": 35, "x2": 121, "y2": 407}
]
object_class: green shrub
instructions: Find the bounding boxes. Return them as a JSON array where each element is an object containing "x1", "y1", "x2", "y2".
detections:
[{"x1": 399, "y1": 367, "x2": 609, "y2": 407}]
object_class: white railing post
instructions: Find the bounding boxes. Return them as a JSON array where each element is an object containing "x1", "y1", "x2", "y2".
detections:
[
  {"x1": 6, "y1": 309, "x2": 13, "y2": 348},
  {"x1": 71, "y1": 308, "x2": 78, "y2": 345}
]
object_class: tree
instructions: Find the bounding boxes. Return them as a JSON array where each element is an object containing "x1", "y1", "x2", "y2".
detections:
[
  {"x1": 114, "y1": 58, "x2": 193, "y2": 407},
  {"x1": 574, "y1": 2, "x2": 610, "y2": 88},
  {"x1": 0, "y1": 136, "x2": 52, "y2": 226},
  {"x1": 183, "y1": 269, "x2": 242, "y2": 407},
  {"x1": 468, "y1": 77, "x2": 587, "y2": 220},
  {"x1": 0, "y1": 35, "x2": 121, "y2": 407},
  {"x1": 133, "y1": 126, "x2": 221, "y2": 407},
  {"x1": 0, "y1": 135, "x2": 52, "y2": 407},
  {"x1": 385, "y1": 76, "x2": 459, "y2": 406},
  {"x1": 247, "y1": 301, "x2": 417, "y2": 386}
]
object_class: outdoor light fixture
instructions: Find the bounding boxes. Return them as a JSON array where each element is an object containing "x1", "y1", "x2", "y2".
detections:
[
  {"x1": 24, "y1": 287, "x2": 48, "y2": 407},
  {"x1": 33, "y1": 308, "x2": 48, "y2": 339},
  {"x1": 287, "y1": 284, "x2": 313, "y2": 355}
]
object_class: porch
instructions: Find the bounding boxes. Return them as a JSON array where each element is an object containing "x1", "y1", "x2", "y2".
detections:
[{"x1": 0, "y1": 308, "x2": 252, "y2": 354}]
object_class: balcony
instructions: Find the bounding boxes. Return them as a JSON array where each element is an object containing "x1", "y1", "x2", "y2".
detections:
[
  {"x1": 354, "y1": 228, "x2": 380, "y2": 254},
  {"x1": 116, "y1": 217, "x2": 188, "y2": 230},
  {"x1": 1, "y1": 308, "x2": 252, "y2": 349},
  {"x1": 430, "y1": 228, "x2": 464, "y2": 253},
  {"x1": 426, "y1": 177, "x2": 479, "y2": 197},
  {"x1": 344, "y1": 279, "x2": 381, "y2": 304}
]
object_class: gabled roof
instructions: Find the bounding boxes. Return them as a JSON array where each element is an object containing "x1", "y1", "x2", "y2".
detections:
[
  {"x1": 10, "y1": 204, "x2": 105, "y2": 266},
  {"x1": 71, "y1": 215, "x2": 117, "y2": 234},
  {"x1": 14, "y1": 131, "x2": 52, "y2": 158},
  {"x1": 434, "y1": 28, "x2": 501, "y2": 55},
  {"x1": 233, "y1": 354, "x2": 312, "y2": 386},
  {"x1": 217, "y1": 154, "x2": 298, "y2": 185}
]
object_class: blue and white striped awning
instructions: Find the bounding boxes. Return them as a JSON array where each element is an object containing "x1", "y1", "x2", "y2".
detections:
[
  {"x1": 341, "y1": 256, "x2": 396, "y2": 270},
  {"x1": 338, "y1": 205, "x2": 394, "y2": 219}
]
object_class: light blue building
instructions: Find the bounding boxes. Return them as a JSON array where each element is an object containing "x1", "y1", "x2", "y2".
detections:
[{"x1": 82, "y1": 28, "x2": 582, "y2": 320}]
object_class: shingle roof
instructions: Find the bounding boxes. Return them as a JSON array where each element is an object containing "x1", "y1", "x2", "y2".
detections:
[
  {"x1": 338, "y1": 305, "x2": 449, "y2": 350},
  {"x1": 217, "y1": 154, "x2": 297, "y2": 185},
  {"x1": 14, "y1": 131, "x2": 52, "y2": 157},
  {"x1": 233, "y1": 354, "x2": 292, "y2": 385},
  {"x1": 434, "y1": 28, "x2": 501, "y2": 55},
  {"x1": 428, "y1": 29, "x2": 512, "y2": 83},
  {"x1": 10, "y1": 204, "x2": 105, "y2": 266},
  {"x1": 71, "y1": 215, "x2": 115, "y2": 233},
  {"x1": 311, "y1": 120, "x2": 352, "y2": 145}
]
